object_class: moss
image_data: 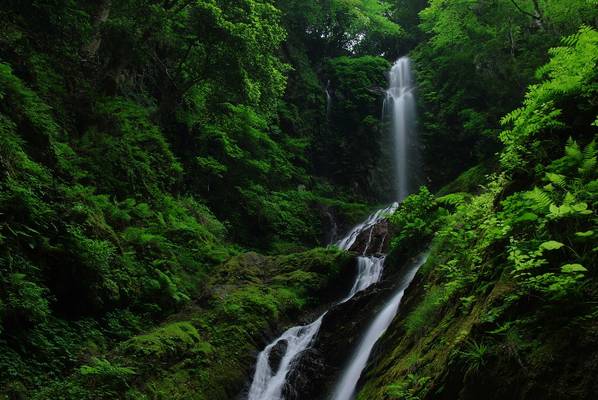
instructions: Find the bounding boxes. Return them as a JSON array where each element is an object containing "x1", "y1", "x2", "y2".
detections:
[
  {"x1": 118, "y1": 322, "x2": 211, "y2": 363},
  {"x1": 436, "y1": 163, "x2": 493, "y2": 196},
  {"x1": 404, "y1": 285, "x2": 446, "y2": 337}
]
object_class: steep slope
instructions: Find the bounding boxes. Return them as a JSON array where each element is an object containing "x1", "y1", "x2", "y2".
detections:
[
  {"x1": 356, "y1": 27, "x2": 598, "y2": 400},
  {"x1": 5, "y1": 249, "x2": 354, "y2": 399}
]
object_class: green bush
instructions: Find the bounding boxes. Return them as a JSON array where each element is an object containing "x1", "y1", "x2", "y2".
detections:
[{"x1": 389, "y1": 187, "x2": 446, "y2": 256}]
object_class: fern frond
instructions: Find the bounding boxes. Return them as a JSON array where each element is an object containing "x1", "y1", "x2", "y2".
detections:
[
  {"x1": 579, "y1": 157, "x2": 597, "y2": 176},
  {"x1": 582, "y1": 140, "x2": 597, "y2": 162},
  {"x1": 578, "y1": 141, "x2": 597, "y2": 176},
  {"x1": 565, "y1": 138, "x2": 582, "y2": 161},
  {"x1": 525, "y1": 188, "x2": 554, "y2": 211},
  {"x1": 546, "y1": 172, "x2": 567, "y2": 189},
  {"x1": 561, "y1": 31, "x2": 581, "y2": 47}
]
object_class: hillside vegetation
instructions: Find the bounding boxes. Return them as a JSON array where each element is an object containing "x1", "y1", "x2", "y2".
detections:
[{"x1": 0, "y1": 0, "x2": 597, "y2": 399}]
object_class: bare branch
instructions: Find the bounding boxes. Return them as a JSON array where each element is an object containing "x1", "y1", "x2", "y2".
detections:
[{"x1": 509, "y1": 0, "x2": 543, "y2": 28}]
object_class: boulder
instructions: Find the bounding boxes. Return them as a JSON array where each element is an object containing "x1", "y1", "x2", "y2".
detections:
[{"x1": 349, "y1": 220, "x2": 393, "y2": 256}]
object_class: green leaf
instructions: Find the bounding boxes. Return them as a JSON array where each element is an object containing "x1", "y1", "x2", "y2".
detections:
[
  {"x1": 546, "y1": 173, "x2": 566, "y2": 188},
  {"x1": 516, "y1": 212, "x2": 538, "y2": 222},
  {"x1": 549, "y1": 204, "x2": 560, "y2": 215},
  {"x1": 561, "y1": 264, "x2": 587, "y2": 273},
  {"x1": 571, "y1": 202, "x2": 592, "y2": 215},
  {"x1": 540, "y1": 241, "x2": 565, "y2": 251},
  {"x1": 575, "y1": 230, "x2": 594, "y2": 238},
  {"x1": 563, "y1": 192, "x2": 576, "y2": 205}
]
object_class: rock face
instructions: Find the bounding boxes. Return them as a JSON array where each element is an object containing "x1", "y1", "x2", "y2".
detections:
[
  {"x1": 350, "y1": 219, "x2": 392, "y2": 255},
  {"x1": 268, "y1": 339, "x2": 288, "y2": 373}
]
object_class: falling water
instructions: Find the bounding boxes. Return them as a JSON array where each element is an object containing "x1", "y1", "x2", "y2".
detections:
[
  {"x1": 247, "y1": 57, "x2": 421, "y2": 400},
  {"x1": 327, "y1": 59, "x2": 422, "y2": 400},
  {"x1": 330, "y1": 252, "x2": 429, "y2": 400},
  {"x1": 246, "y1": 203, "x2": 397, "y2": 400},
  {"x1": 385, "y1": 57, "x2": 417, "y2": 201}
]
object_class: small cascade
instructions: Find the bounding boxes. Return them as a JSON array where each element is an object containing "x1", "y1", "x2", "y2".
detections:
[
  {"x1": 385, "y1": 57, "x2": 418, "y2": 201},
  {"x1": 341, "y1": 256, "x2": 385, "y2": 303},
  {"x1": 335, "y1": 204, "x2": 398, "y2": 251},
  {"x1": 247, "y1": 317, "x2": 324, "y2": 400},
  {"x1": 246, "y1": 204, "x2": 397, "y2": 400},
  {"x1": 330, "y1": 252, "x2": 429, "y2": 400}
]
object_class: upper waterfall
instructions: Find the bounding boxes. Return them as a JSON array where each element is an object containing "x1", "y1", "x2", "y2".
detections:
[{"x1": 385, "y1": 57, "x2": 418, "y2": 201}]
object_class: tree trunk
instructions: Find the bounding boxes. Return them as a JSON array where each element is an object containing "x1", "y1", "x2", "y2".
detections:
[
  {"x1": 531, "y1": 0, "x2": 544, "y2": 29},
  {"x1": 82, "y1": 0, "x2": 112, "y2": 59}
]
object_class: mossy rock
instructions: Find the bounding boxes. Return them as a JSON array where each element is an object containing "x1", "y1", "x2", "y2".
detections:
[
  {"x1": 118, "y1": 322, "x2": 213, "y2": 364},
  {"x1": 436, "y1": 163, "x2": 493, "y2": 196}
]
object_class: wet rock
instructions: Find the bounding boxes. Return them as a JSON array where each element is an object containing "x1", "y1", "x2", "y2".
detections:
[
  {"x1": 268, "y1": 339, "x2": 288, "y2": 373},
  {"x1": 349, "y1": 220, "x2": 393, "y2": 255}
]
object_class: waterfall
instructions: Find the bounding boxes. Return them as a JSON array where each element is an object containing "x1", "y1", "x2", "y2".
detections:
[
  {"x1": 247, "y1": 57, "x2": 420, "y2": 400},
  {"x1": 330, "y1": 252, "x2": 429, "y2": 400},
  {"x1": 385, "y1": 57, "x2": 417, "y2": 201},
  {"x1": 246, "y1": 203, "x2": 397, "y2": 400},
  {"x1": 328, "y1": 57, "x2": 423, "y2": 400}
]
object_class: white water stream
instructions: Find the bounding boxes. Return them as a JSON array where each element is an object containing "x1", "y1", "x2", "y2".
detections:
[
  {"x1": 329, "y1": 56, "x2": 421, "y2": 400},
  {"x1": 385, "y1": 57, "x2": 417, "y2": 201},
  {"x1": 330, "y1": 252, "x2": 429, "y2": 400}
]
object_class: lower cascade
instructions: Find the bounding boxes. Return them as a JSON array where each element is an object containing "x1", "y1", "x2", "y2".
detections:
[
  {"x1": 330, "y1": 252, "x2": 429, "y2": 400},
  {"x1": 246, "y1": 203, "x2": 397, "y2": 400}
]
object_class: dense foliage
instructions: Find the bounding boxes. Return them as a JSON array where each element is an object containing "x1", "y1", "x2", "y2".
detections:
[
  {"x1": 412, "y1": 0, "x2": 598, "y2": 188},
  {"x1": 0, "y1": 0, "x2": 596, "y2": 399},
  {"x1": 363, "y1": 24, "x2": 598, "y2": 400},
  {"x1": 0, "y1": 0, "x2": 401, "y2": 398}
]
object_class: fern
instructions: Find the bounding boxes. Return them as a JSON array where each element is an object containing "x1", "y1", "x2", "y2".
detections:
[
  {"x1": 546, "y1": 172, "x2": 567, "y2": 189},
  {"x1": 561, "y1": 31, "x2": 581, "y2": 47},
  {"x1": 565, "y1": 138, "x2": 583, "y2": 162},
  {"x1": 579, "y1": 141, "x2": 597, "y2": 176},
  {"x1": 525, "y1": 188, "x2": 554, "y2": 211}
]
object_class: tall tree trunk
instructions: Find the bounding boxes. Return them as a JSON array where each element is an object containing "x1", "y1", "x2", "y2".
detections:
[
  {"x1": 531, "y1": 0, "x2": 544, "y2": 29},
  {"x1": 82, "y1": 0, "x2": 112, "y2": 59},
  {"x1": 509, "y1": 0, "x2": 544, "y2": 29}
]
